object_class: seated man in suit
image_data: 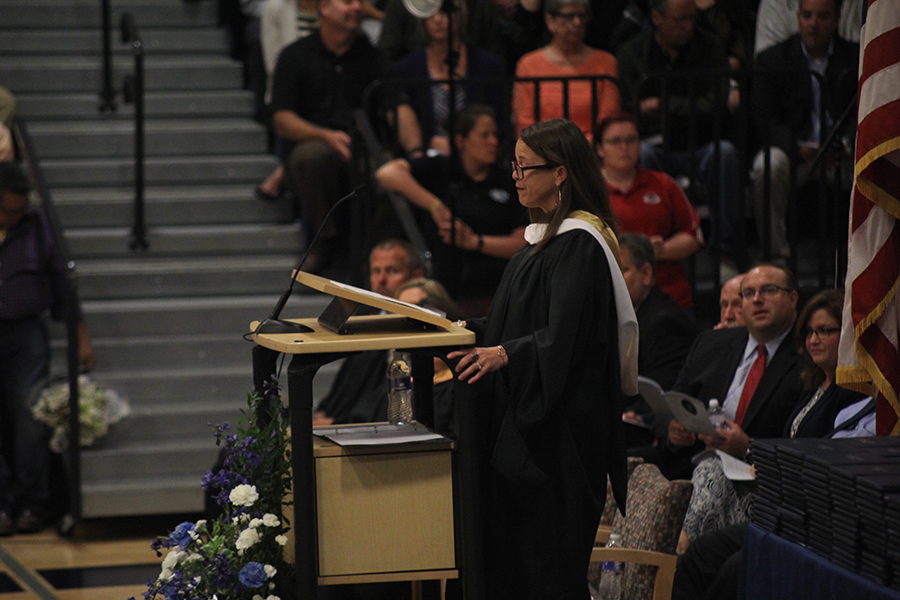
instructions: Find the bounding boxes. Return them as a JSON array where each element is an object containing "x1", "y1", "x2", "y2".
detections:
[
  {"x1": 619, "y1": 233, "x2": 699, "y2": 448},
  {"x1": 653, "y1": 263, "x2": 805, "y2": 479},
  {"x1": 619, "y1": 233, "x2": 699, "y2": 415},
  {"x1": 312, "y1": 239, "x2": 423, "y2": 425},
  {"x1": 750, "y1": 0, "x2": 858, "y2": 259},
  {"x1": 715, "y1": 273, "x2": 745, "y2": 329}
]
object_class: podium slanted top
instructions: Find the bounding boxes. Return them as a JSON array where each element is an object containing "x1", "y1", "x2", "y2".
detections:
[
  {"x1": 294, "y1": 270, "x2": 453, "y2": 330},
  {"x1": 250, "y1": 271, "x2": 475, "y2": 354}
]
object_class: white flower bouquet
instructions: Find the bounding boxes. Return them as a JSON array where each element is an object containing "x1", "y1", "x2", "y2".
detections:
[
  {"x1": 31, "y1": 375, "x2": 130, "y2": 452},
  {"x1": 133, "y1": 380, "x2": 293, "y2": 600}
]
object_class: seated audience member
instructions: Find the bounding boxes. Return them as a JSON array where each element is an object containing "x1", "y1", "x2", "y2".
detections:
[
  {"x1": 394, "y1": 0, "x2": 507, "y2": 156},
  {"x1": 615, "y1": 0, "x2": 743, "y2": 276},
  {"x1": 651, "y1": 263, "x2": 805, "y2": 480},
  {"x1": 750, "y1": 0, "x2": 858, "y2": 259},
  {"x1": 347, "y1": 278, "x2": 463, "y2": 436},
  {"x1": 678, "y1": 288, "x2": 873, "y2": 553},
  {"x1": 379, "y1": 0, "x2": 514, "y2": 65},
  {"x1": 519, "y1": 0, "x2": 638, "y2": 53},
  {"x1": 694, "y1": 0, "x2": 755, "y2": 81},
  {"x1": 596, "y1": 113, "x2": 703, "y2": 309},
  {"x1": 376, "y1": 105, "x2": 527, "y2": 317},
  {"x1": 255, "y1": 0, "x2": 319, "y2": 201},
  {"x1": 269, "y1": 0, "x2": 421, "y2": 269},
  {"x1": 619, "y1": 233, "x2": 698, "y2": 403},
  {"x1": 619, "y1": 233, "x2": 699, "y2": 449},
  {"x1": 313, "y1": 239, "x2": 423, "y2": 426},
  {"x1": 754, "y1": 0, "x2": 862, "y2": 56},
  {"x1": 715, "y1": 273, "x2": 745, "y2": 329},
  {"x1": 512, "y1": 0, "x2": 620, "y2": 142}
]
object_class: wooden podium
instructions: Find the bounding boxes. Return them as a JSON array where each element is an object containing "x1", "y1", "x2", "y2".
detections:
[{"x1": 251, "y1": 271, "x2": 475, "y2": 600}]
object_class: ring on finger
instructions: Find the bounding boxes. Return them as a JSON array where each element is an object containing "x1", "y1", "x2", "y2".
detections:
[{"x1": 476, "y1": 362, "x2": 483, "y2": 371}]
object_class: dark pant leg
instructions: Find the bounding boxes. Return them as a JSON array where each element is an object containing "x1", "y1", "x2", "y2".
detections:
[
  {"x1": 283, "y1": 139, "x2": 348, "y2": 244},
  {"x1": 672, "y1": 522, "x2": 746, "y2": 600},
  {"x1": 0, "y1": 320, "x2": 51, "y2": 511}
]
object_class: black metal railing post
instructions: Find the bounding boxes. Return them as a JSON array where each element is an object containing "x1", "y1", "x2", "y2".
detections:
[
  {"x1": 99, "y1": 0, "x2": 117, "y2": 112},
  {"x1": 121, "y1": 12, "x2": 148, "y2": 251}
]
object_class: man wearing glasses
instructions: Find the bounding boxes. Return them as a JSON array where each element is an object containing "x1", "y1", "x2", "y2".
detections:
[{"x1": 648, "y1": 263, "x2": 804, "y2": 479}]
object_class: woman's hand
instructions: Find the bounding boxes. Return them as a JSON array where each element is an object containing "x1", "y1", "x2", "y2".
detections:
[
  {"x1": 447, "y1": 345, "x2": 508, "y2": 384},
  {"x1": 430, "y1": 200, "x2": 452, "y2": 228},
  {"x1": 438, "y1": 218, "x2": 479, "y2": 251},
  {"x1": 700, "y1": 418, "x2": 750, "y2": 458}
]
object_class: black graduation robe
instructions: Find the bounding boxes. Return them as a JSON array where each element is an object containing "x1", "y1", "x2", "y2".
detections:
[{"x1": 466, "y1": 226, "x2": 628, "y2": 600}]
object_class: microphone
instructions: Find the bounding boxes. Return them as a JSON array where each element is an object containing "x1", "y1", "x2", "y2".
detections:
[{"x1": 254, "y1": 184, "x2": 366, "y2": 335}]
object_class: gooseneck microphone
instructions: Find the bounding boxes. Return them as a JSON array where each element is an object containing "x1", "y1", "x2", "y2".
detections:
[{"x1": 254, "y1": 184, "x2": 366, "y2": 335}]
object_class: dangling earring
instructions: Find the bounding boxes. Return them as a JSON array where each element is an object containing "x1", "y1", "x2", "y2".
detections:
[{"x1": 556, "y1": 185, "x2": 561, "y2": 208}]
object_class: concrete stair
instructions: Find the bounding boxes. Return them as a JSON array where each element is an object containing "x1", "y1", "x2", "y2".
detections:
[{"x1": 1, "y1": 0, "x2": 337, "y2": 518}]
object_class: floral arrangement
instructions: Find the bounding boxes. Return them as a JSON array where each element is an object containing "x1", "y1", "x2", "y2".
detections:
[
  {"x1": 133, "y1": 379, "x2": 294, "y2": 600},
  {"x1": 31, "y1": 375, "x2": 130, "y2": 452}
]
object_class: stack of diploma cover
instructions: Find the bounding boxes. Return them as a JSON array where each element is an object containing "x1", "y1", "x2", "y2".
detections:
[{"x1": 748, "y1": 437, "x2": 900, "y2": 588}]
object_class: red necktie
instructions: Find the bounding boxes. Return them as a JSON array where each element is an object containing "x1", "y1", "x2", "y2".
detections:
[{"x1": 735, "y1": 344, "x2": 767, "y2": 426}]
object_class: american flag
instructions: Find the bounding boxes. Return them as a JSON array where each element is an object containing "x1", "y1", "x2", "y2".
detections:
[{"x1": 836, "y1": 0, "x2": 900, "y2": 435}]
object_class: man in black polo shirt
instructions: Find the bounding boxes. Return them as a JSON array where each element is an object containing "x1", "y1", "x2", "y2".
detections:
[
  {"x1": 0, "y1": 162, "x2": 95, "y2": 535},
  {"x1": 270, "y1": 0, "x2": 421, "y2": 267}
]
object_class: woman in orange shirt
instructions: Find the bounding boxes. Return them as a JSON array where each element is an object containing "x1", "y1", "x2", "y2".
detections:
[{"x1": 513, "y1": 0, "x2": 620, "y2": 142}]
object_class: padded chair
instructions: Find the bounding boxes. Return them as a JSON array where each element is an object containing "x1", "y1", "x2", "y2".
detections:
[
  {"x1": 591, "y1": 463, "x2": 693, "y2": 600},
  {"x1": 599, "y1": 456, "x2": 645, "y2": 527}
]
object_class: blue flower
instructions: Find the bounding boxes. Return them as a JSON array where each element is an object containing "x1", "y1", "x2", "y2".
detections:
[
  {"x1": 168, "y1": 521, "x2": 195, "y2": 548},
  {"x1": 238, "y1": 562, "x2": 267, "y2": 588}
]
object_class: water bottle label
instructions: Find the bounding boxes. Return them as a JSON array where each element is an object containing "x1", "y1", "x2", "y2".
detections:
[
  {"x1": 601, "y1": 561, "x2": 624, "y2": 572},
  {"x1": 389, "y1": 377, "x2": 411, "y2": 393}
]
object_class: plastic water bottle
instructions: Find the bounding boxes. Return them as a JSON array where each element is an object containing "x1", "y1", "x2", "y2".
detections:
[
  {"x1": 707, "y1": 398, "x2": 726, "y2": 430},
  {"x1": 387, "y1": 351, "x2": 413, "y2": 425},
  {"x1": 596, "y1": 533, "x2": 623, "y2": 600}
]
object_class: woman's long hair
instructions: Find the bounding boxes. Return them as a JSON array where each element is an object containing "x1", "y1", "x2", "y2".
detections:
[
  {"x1": 795, "y1": 288, "x2": 844, "y2": 390},
  {"x1": 518, "y1": 119, "x2": 617, "y2": 254}
]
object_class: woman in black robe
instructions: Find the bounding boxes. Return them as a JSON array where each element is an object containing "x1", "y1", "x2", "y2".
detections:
[{"x1": 448, "y1": 118, "x2": 638, "y2": 600}]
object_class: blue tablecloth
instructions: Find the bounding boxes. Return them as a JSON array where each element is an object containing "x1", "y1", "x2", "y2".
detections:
[{"x1": 741, "y1": 524, "x2": 900, "y2": 600}]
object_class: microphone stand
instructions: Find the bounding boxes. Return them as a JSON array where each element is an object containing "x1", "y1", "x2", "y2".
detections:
[{"x1": 254, "y1": 185, "x2": 366, "y2": 335}]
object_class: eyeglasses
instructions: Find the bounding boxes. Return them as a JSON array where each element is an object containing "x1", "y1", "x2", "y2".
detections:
[
  {"x1": 512, "y1": 160, "x2": 554, "y2": 179},
  {"x1": 602, "y1": 136, "x2": 640, "y2": 146},
  {"x1": 739, "y1": 284, "x2": 792, "y2": 300},
  {"x1": 552, "y1": 11, "x2": 590, "y2": 23},
  {"x1": 802, "y1": 327, "x2": 841, "y2": 339}
]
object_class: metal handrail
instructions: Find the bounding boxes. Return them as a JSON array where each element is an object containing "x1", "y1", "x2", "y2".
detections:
[
  {"x1": 11, "y1": 116, "x2": 84, "y2": 528},
  {"x1": 121, "y1": 12, "x2": 148, "y2": 251},
  {"x1": 99, "y1": 0, "x2": 116, "y2": 112}
]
